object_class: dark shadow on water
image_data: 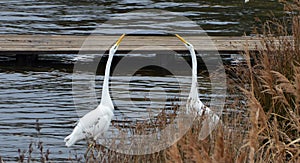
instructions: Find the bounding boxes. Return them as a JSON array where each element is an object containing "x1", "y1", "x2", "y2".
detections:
[{"x1": 0, "y1": 54, "x2": 234, "y2": 76}]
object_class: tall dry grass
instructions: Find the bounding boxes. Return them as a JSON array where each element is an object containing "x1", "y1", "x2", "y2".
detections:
[
  {"x1": 5, "y1": 1, "x2": 299, "y2": 163},
  {"x1": 35, "y1": 8, "x2": 300, "y2": 163},
  {"x1": 84, "y1": 106, "x2": 249, "y2": 163},
  {"x1": 84, "y1": 1, "x2": 300, "y2": 162},
  {"x1": 228, "y1": 1, "x2": 300, "y2": 162}
]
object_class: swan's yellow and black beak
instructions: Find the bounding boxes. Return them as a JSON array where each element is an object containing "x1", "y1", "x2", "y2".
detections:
[
  {"x1": 175, "y1": 34, "x2": 188, "y2": 45},
  {"x1": 115, "y1": 34, "x2": 125, "y2": 46}
]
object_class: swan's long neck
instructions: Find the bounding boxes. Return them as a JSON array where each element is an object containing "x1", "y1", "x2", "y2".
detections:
[
  {"x1": 101, "y1": 47, "x2": 115, "y2": 106},
  {"x1": 189, "y1": 47, "x2": 199, "y2": 99}
]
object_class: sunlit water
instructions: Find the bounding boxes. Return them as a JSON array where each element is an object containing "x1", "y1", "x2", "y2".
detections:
[{"x1": 0, "y1": 0, "x2": 284, "y2": 161}]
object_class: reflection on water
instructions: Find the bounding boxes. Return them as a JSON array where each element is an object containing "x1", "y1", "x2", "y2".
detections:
[{"x1": 0, "y1": 0, "x2": 283, "y2": 35}]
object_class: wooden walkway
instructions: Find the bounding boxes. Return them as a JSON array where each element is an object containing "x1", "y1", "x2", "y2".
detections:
[{"x1": 0, "y1": 35, "x2": 271, "y2": 55}]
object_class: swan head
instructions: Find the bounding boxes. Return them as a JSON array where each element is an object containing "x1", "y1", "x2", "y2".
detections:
[
  {"x1": 175, "y1": 34, "x2": 194, "y2": 51},
  {"x1": 109, "y1": 34, "x2": 125, "y2": 54}
]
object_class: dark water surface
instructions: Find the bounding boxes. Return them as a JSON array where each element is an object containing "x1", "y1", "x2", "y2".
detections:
[
  {"x1": 0, "y1": 0, "x2": 283, "y2": 161},
  {"x1": 0, "y1": 68, "x2": 217, "y2": 161},
  {"x1": 0, "y1": 0, "x2": 283, "y2": 35}
]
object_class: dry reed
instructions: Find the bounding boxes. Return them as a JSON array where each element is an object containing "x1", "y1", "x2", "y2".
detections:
[{"x1": 2, "y1": 1, "x2": 298, "y2": 163}]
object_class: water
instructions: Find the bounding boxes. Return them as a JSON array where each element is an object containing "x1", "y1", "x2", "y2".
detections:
[
  {"x1": 0, "y1": 0, "x2": 283, "y2": 35},
  {"x1": 0, "y1": 0, "x2": 284, "y2": 161},
  {"x1": 0, "y1": 68, "x2": 215, "y2": 161}
]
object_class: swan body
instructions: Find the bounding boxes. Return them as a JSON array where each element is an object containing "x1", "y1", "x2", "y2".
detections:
[{"x1": 64, "y1": 34, "x2": 125, "y2": 147}]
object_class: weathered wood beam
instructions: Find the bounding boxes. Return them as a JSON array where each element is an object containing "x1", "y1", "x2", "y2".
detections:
[{"x1": 0, "y1": 35, "x2": 293, "y2": 55}]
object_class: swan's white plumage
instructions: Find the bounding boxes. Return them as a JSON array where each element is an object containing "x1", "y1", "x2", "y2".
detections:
[{"x1": 64, "y1": 34, "x2": 125, "y2": 147}]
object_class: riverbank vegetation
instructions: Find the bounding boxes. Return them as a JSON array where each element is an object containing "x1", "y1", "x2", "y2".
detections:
[
  {"x1": 85, "y1": 1, "x2": 300, "y2": 162},
  {"x1": 83, "y1": 1, "x2": 300, "y2": 162},
  {"x1": 4, "y1": 0, "x2": 300, "y2": 162}
]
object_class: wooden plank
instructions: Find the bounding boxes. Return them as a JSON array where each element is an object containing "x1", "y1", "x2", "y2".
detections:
[{"x1": 0, "y1": 35, "x2": 292, "y2": 54}]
